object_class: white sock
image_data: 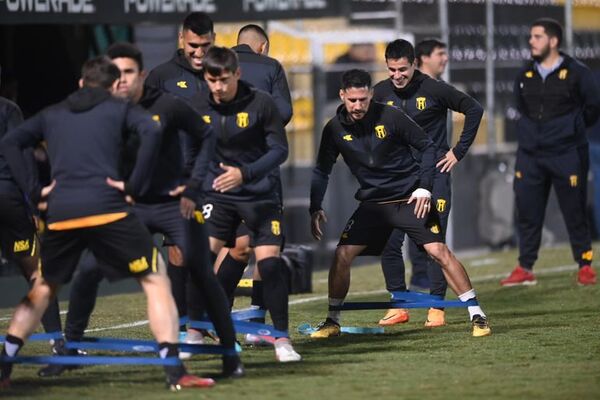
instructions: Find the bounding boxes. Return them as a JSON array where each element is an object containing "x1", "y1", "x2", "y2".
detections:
[
  {"x1": 458, "y1": 289, "x2": 486, "y2": 320},
  {"x1": 4, "y1": 342, "x2": 20, "y2": 357},
  {"x1": 327, "y1": 298, "x2": 344, "y2": 324}
]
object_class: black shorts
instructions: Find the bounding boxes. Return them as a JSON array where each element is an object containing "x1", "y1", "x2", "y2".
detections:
[
  {"x1": 338, "y1": 201, "x2": 443, "y2": 256},
  {"x1": 202, "y1": 198, "x2": 283, "y2": 247},
  {"x1": 40, "y1": 214, "x2": 160, "y2": 284},
  {"x1": 0, "y1": 192, "x2": 37, "y2": 260}
]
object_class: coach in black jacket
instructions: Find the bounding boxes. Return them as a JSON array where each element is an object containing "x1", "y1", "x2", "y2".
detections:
[{"x1": 501, "y1": 18, "x2": 600, "y2": 287}]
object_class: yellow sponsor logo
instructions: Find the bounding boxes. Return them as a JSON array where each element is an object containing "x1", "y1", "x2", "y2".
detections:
[
  {"x1": 436, "y1": 199, "x2": 447, "y2": 213},
  {"x1": 152, "y1": 114, "x2": 160, "y2": 123},
  {"x1": 202, "y1": 115, "x2": 211, "y2": 124},
  {"x1": 430, "y1": 224, "x2": 440, "y2": 234},
  {"x1": 341, "y1": 233, "x2": 349, "y2": 239},
  {"x1": 236, "y1": 112, "x2": 249, "y2": 128},
  {"x1": 129, "y1": 256, "x2": 149, "y2": 273},
  {"x1": 374, "y1": 125, "x2": 387, "y2": 139},
  {"x1": 13, "y1": 239, "x2": 30, "y2": 253},
  {"x1": 271, "y1": 220, "x2": 281, "y2": 236},
  {"x1": 386, "y1": 100, "x2": 394, "y2": 106},
  {"x1": 343, "y1": 134, "x2": 353, "y2": 141},
  {"x1": 569, "y1": 175, "x2": 578, "y2": 187},
  {"x1": 238, "y1": 278, "x2": 253, "y2": 288},
  {"x1": 558, "y1": 69, "x2": 568, "y2": 80},
  {"x1": 525, "y1": 71, "x2": 534, "y2": 78},
  {"x1": 582, "y1": 250, "x2": 593, "y2": 261},
  {"x1": 515, "y1": 171, "x2": 522, "y2": 179},
  {"x1": 416, "y1": 96, "x2": 427, "y2": 110},
  {"x1": 194, "y1": 211, "x2": 205, "y2": 224},
  {"x1": 176, "y1": 81, "x2": 188, "y2": 89}
]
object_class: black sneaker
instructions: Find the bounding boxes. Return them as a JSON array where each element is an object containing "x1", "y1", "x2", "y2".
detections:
[
  {"x1": 222, "y1": 355, "x2": 244, "y2": 379},
  {"x1": 37, "y1": 340, "x2": 83, "y2": 377}
]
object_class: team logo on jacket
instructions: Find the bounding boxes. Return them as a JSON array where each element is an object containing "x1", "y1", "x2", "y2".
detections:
[
  {"x1": 343, "y1": 134, "x2": 353, "y2": 141},
  {"x1": 13, "y1": 239, "x2": 30, "y2": 253},
  {"x1": 202, "y1": 115, "x2": 211, "y2": 124},
  {"x1": 237, "y1": 112, "x2": 250, "y2": 128},
  {"x1": 436, "y1": 199, "x2": 447, "y2": 213},
  {"x1": 416, "y1": 97, "x2": 427, "y2": 110},
  {"x1": 152, "y1": 115, "x2": 161, "y2": 124},
  {"x1": 515, "y1": 171, "x2": 522, "y2": 179},
  {"x1": 374, "y1": 125, "x2": 387, "y2": 139},
  {"x1": 569, "y1": 175, "x2": 578, "y2": 187},
  {"x1": 386, "y1": 100, "x2": 394, "y2": 106},
  {"x1": 430, "y1": 224, "x2": 440, "y2": 234},
  {"x1": 525, "y1": 71, "x2": 534, "y2": 78},
  {"x1": 559, "y1": 69, "x2": 568, "y2": 80},
  {"x1": 271, "y1": 220, "x2": 281, "y2": 236},
  {"x1": 176, "y1": 81, "x2": 188, "y2": 89}
]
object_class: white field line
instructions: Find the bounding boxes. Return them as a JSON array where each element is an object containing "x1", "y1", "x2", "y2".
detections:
[{"x1": 8, "y1": 264, "x2": 576, "y2": 333}]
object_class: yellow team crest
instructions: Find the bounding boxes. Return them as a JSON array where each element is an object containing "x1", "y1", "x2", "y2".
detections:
[
  {"x1": 176, "y1": 81, "x2": 188, "y2": 89},
  {"x1": 436, "y1": 199, "x2": 447, "y2": 213},
  {"x1": 236, "y1": 112, "x2": 250, "y2": 128},
  {"x1": 374, "y1": 125, "x2": 387, "y2": 139},
  {"x1": 558, "y1": 69, "x2": 568, "y2": 80},
  {"x1": 430, "y1": 224, "x2": 440, "y2": 234},
  {"x1": 343, "y1": 134, "x2": 353, "y2": 141},
  {"x1": 515, "y1": 171, "x2": 522, "y2": 179},
  {"x1": 271, "y1": 220, "x2": 281, "y2": 236},
  {"x1": 416, "y1": 97, "x2": 427, "y2": 110},
  {"x1": 525, "y1": 71, "x2": 534, "y2": 78},
  {"x1": 152, "y1": 115, "x2": 160, "y2": 123},
  {"x1": 582, "y1": 250, "x2": 593, "y2": 261},
  {"x1": 202, "y1": 115, "x2": 211, "y2": 124},
  {"x1": 386, "y1": 100, "x2": 394, "y2": 106},
  {"x1": 13, "y1": 239, "x2": 30, "y2": 253},
  {"x1": 129, "y1": 256, "x2": 149, "y2": 273},
  {"x1": 569, "y1": 175, "x2": 578, "y2": 187}
]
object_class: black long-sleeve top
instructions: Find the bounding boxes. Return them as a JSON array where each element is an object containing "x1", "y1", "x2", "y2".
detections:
[
  {"x1": 310, "y1": 101, "x2": 435, "y2": 214},
  {"x1": 373, "y1": 70, "x2": 483, "y2": 160},
  {"x1": 191, "y1": 80, "x2": 288, "y2": 202},
  {"x1": 0, "y1": 87, "x2": 161, "y2": 224}
]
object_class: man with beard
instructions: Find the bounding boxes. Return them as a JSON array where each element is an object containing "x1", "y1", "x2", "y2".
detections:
[{"x1": 501, "y1": 18, "x2": 600, "y2": 286}]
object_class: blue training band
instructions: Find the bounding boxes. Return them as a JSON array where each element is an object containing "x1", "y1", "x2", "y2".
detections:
[
  {"x1": 0, "y1": 355, "x2": 182, "y2": 366},
  {"x1": 189, "y1": 319, "x2": 288, "y2": 338},
  {"x1": 297, "y1": 323, "x2": 384, "y2": 335},
  {"x1": 389, "y1": 291, "x2": 444, "y2": 301},
  {"x1": 0, "y1": 332, "x2": 63, "y2": 343},
  {"x1": 231, "y1": 308, "x2": 267, "y2": 321},
  {"x1": 330, "y1": 298, "x2": 478, "y2": 311}
]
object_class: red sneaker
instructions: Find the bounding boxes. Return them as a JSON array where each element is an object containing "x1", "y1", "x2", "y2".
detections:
[
  {"x1": 169, "y1": 374, "x2": 215, "y2": 391},
  {"x1": 577, "y1": 265, "x2": 597, "y2": 285},
  {"x1": 500, "y1": 266, "x2": 537, "y2": 286}
]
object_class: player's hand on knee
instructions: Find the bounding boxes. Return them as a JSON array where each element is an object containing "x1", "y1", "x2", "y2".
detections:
[
  {"x1": 311, "y1": 209, "x2": 328, "y2": 241},
  {"x1": 408, "y1": 188, "x2": 431, "y2": 219}
]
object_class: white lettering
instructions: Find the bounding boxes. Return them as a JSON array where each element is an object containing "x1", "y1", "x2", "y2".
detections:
[
  {"x1": 124, "y1": 0, "x2": 216, "y2": 13},
  {"x1": 5, "y1": 0, "x2": 95, "y2": 13},
  {"x1": 243, "y1": 0, "x2": 327, "y2": 12}
]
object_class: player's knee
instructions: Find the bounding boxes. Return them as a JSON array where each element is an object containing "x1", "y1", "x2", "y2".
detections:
[
  {"x1": 25, "y1": 280, "x2": 55, "y2": 305},
  {"x1": 256, "y1": 257, "x2": 282, "y2": 282},
  {"x1": 334, "y1": 246, "x2": 355, "y2": 267},
  {"x1": 168, "y1": 246, "x2": 184, "y2": 266},
  {"x1": 424, "y1": 242, "x2": 450, "y2": 265},
  {"x1": 229, "y1": 245, "x2": 251, "y2": 263}
]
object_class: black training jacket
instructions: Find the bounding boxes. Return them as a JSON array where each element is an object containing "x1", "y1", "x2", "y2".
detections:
[
  {"x1": 232, "y1": 44, "x2": 293, "y2": 125},
  {"x1": 0, "y1": 97, "x2": 33, "y2": 196},
  {"x1": 0, "y1": 87, "x2": 161, "y2": 224},
  {"x1": 373, "y1": 70, "x2": 483, "y2": 160},
  {"x1": 310, "y1": 101, "x2": 435, "y2": 214},
  {"x1": 191, "y1": 80, "x2": 288, "y2": 202},
  {"x1": 134, "y1": 86, "x2": 215, "y2": 204},
  {"x1": 514, "y1": 53, "x2": 600, "y2": 155},
  {"x1": 145, "y1": 49, "x2": 207, "y2": 100}
]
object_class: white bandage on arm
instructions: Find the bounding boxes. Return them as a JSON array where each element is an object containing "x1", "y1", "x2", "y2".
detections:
[{"x1": 411, "y1": 188, "x2": 431, "y2": 199}]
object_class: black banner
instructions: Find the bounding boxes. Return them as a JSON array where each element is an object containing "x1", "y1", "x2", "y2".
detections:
[{"x1": 0, "y1": 0, "x2": 342, "y2": 24}]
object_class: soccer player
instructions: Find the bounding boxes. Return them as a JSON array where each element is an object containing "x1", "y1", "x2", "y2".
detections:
[
  {"x1": 374, "y1": 39, "x2": 483, "y2": 328},
  {"x1": 309, "y1": 69, "x2": 490, "y2": 339},
  {"x1": 215, "y1": 24, "x2": 293, "y2": 346},
  {"x1": 191, "y1": 46, "x2": 301, "y2": 362},
  {"x1": 37, "y1": 43, "x2": 244, "y2": 378},
  {"x1": 145, "y1": 11, "x2": 216, "y2": 344},
  {"x1": 501, "y1": 18, "x2": 600, "y2": 286},
  {"x1": 0, "y1": 56, "x2": 214, "y2": 390},
  {"x1": 415, "y1": 39, "x2": 449, "y2": 80}
]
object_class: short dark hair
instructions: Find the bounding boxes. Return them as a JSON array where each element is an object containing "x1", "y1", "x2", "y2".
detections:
[
  {"x1": 385, "y1": 39, "x2": 415, "y2": 64},
  {"x1": 532, "y1": 18, "x2": 563, "y2": 47},
  {"x1": 182, "y1": 12, "x2": 214, "y2": 36},
  {"x1": 203, "y1": 46, "x2": 239, "y2": 76},
  {"x1": 340, "y1": 69, "x2": 371, "y2": 91},
  {"x1": 238, "y1": 24, "x2": 269, "y2": 42},
  {"x1": 415, "y1": 38, "x2": 446, "y2": 66},
  {"x1": 81, "y1": 56, "x2": 120, "y2": 89},
  {"x1": 106, "y1": 42, "x2": 144, "y2": 71}
]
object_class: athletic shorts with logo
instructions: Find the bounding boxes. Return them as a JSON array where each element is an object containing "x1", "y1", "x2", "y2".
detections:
[{"x1": 0, "y1": 191, "x2": 37, "y2": 260}]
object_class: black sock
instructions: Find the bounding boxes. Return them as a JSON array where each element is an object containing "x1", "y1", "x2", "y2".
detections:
[
  {"x1": 216, "y1": 253, "x2": 247, "y2": 307},
  {"x1": 1, "y1": 335, "x2": 24, "y2": 380},
  {"x1": 257, "y1": 257, "x2": 289, "y2": 332},
  {"x1": 167, "y1": 263, "x2": 188, "y2": 331},
  {"x1": 158, "y1": 342, "x2": 186, "y2": 384},
  {"x1": 250, "y1": 280, "x2": 266, "y2": 324}
]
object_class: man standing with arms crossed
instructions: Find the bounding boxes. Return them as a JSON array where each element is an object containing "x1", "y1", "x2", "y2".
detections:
[{"x1": 501, "y1": 18, "x2": 600, "y2": 286}]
